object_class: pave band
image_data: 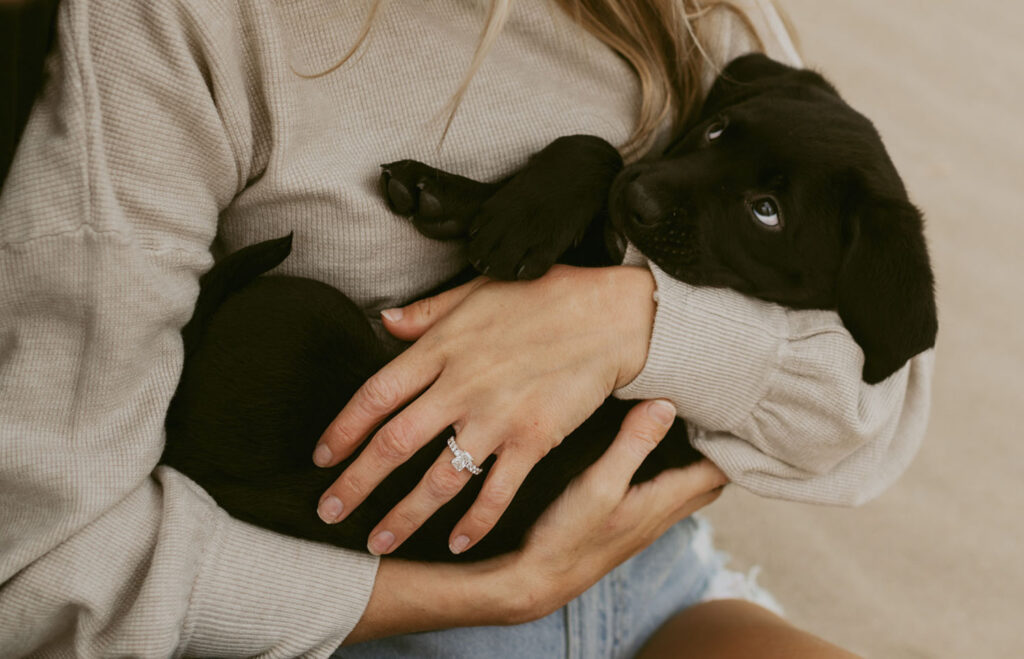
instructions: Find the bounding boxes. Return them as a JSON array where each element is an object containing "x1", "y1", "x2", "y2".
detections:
[{"x1": 446, "y1": 436, "x2": 483, "y2": 475}]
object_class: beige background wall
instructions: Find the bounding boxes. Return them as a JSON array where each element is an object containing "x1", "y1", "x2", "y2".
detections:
[{"x1": 706, "y1": 1, "x2": 1023, "y2": 657}]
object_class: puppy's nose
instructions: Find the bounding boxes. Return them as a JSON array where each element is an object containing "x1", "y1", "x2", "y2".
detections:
[{"x1": 625, "y1": 178, "x2": 664, "y2": 228}]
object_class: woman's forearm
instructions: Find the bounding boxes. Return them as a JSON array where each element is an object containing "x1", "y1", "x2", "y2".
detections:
[{"x1": 343, "y1": 555, "x2": 526, "y2": 645}]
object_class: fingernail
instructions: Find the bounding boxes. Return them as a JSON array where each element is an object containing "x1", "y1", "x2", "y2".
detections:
[
  {"x1": 318, "y1": 496, "x2": 343, "y2": 523},
  {"x1": 313, "y1": 444, "x2": 333, "y2": 467},
  {"x1": 648, "y1": 400, "x2": 676, "y2": 425},
  {"x1": 449, "y1": 535, "x2": 470, "y2": 554},
  {"x1": 368, "y1": 530, "x2": 395, "y2": 555},
  {"x1": 380, "y1": 308, "x2": 403, "y2": 323}
]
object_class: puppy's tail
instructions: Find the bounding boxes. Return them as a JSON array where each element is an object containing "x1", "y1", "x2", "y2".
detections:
[{"x1": 181, "y1": 233, "x2": 294, "y2": 359}]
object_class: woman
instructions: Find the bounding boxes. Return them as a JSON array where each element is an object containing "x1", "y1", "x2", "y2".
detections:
[{"x1": 0, "y1": 0, "x2": 930, "y2": 656}]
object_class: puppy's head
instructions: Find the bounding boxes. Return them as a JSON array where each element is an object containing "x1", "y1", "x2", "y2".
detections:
[{"x1": 608, "y1": 53, "x2": 937, "y2": 384}]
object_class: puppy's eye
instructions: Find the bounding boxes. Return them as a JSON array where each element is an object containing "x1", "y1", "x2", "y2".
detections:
[
  {"x1": 705, "y1": 122, "x2": 725, "y2": 142},
  {"x1": 750, "y1": 197, "x2": 781, "y2": 228}
]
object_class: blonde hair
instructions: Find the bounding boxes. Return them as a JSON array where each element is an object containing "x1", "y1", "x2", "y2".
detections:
[{"x1": 296, "y1": 0, "x2": 761, "y2": 158}]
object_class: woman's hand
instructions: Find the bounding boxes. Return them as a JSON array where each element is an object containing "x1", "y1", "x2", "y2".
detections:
[
  {"x1": 343, "y1": 400, "x2": 728, "y2": 644},
  {"x1": 313, "y1": 264, "x2": 656, "y2": 556}
]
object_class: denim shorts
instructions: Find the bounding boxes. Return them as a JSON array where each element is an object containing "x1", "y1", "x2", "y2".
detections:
[{"x1": 336, "y1": 515, "x2": 780, "y2": 659}]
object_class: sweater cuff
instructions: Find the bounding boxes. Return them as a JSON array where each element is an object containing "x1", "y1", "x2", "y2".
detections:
[
  {"x1": 613, "y1": 262, "x2": 788, "y2": 431},
  {"x1": 182, "y1": 511, "x2": 378, "y2": 658}
]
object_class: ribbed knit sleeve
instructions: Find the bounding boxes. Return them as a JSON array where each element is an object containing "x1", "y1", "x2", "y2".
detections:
[
  {"x1": 613, "y1": 1, "x2": 936, "y2": 505},
  {"x1": 0, "y1": 0, "x2": 376, "y2": 656},
  {"x1": 615, "y1": 262, "x2": 935, "y2": 505}
]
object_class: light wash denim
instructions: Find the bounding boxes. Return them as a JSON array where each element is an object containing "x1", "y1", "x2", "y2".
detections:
[{"x1": 336, "y1": 516, "x2": 778, "y2": 659}]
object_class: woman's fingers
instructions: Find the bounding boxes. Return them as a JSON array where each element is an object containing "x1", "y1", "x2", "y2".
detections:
[
  {"x1": 362, "y1": 426, "x2": 512, "y2": 555},
  {"x1": 526, "y1": 399, "x2": 678, "y2": 544},
  {"x1": 580, "y1": 399, "x2": 679, "y2": 497},
  {"x1": 644, "y1": 459, "x2": 729, "y2": 503},
  {"x1": 315, "y1": 343, "x2": 444, "y2": 468},
  {"x1": 381, "y1": 276, "x2": 488, "y2": 342},
  {"x1": 364, "y1": 449, "x2": 475, "y2": 555},
  {"x1": 621, "y1": 459, "x2": 729, "y2": 527},
  {"x1": 362, "y1": 430, "x2": 539, "y2": 556},
  {"x1": 447, "y1": 451, "x2": 538, "y2": 554},
  {"x1": 316, "y1": 391, "x2": 455, "y2": 524}
]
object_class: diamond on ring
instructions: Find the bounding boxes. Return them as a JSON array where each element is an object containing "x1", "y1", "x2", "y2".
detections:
[{"x1": 446, "y1": 436, "x2": 482, "y2": 475}]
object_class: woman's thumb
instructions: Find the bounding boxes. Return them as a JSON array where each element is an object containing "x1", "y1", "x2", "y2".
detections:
[{"x1": 381, "y1": 276, "x2": 487, "y2": 341}]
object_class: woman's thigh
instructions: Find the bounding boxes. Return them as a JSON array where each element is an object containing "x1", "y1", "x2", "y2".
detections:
[{"x1": 336, "y1": 516, "x2": 732, "y2": 659}]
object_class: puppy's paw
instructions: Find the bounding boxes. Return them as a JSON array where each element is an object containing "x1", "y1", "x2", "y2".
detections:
[
  {"x1": 466, "y1": 209, "x2": 576, "y2": 280},
  {"x1": 380, "y1": 160, "x2": 493, "y2": 241},
  {"x1": 380, "y1": 161, "x2": 438, "y2": 217}
]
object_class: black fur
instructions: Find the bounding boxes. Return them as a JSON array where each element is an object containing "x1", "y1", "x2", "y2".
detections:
[{"x1": 163, "y1": 54, "x2": 936, "y2": 562}]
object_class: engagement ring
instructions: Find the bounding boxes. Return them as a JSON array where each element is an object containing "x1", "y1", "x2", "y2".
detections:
[{"x1": 446, "y1": 436, "x2": 483, "y2": 475}]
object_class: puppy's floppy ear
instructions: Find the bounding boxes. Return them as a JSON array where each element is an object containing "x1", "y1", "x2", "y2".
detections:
[
  {"x1": 700, "y1": 53, "x2": 837, "y2": 120},
  {"x1": 837, "y1": 196, "x2": 937, "y2": 384}
]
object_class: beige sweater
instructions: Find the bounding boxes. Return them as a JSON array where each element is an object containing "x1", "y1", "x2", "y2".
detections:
[{"x1": 0, "y1": 0, "x2": 934, "y2": 656}]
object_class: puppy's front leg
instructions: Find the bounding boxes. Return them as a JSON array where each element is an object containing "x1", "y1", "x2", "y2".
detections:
[
  {"x1": 462, "y1": 135, "x2": 623, "y2": 280},
  {"x1": 383, "y1": 135, "x2": 623, "y2": 280}
]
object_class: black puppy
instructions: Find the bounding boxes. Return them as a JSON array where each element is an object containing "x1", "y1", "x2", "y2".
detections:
[{"x1": 163, "y1": 54, "x2": 936, "y2": 562}]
